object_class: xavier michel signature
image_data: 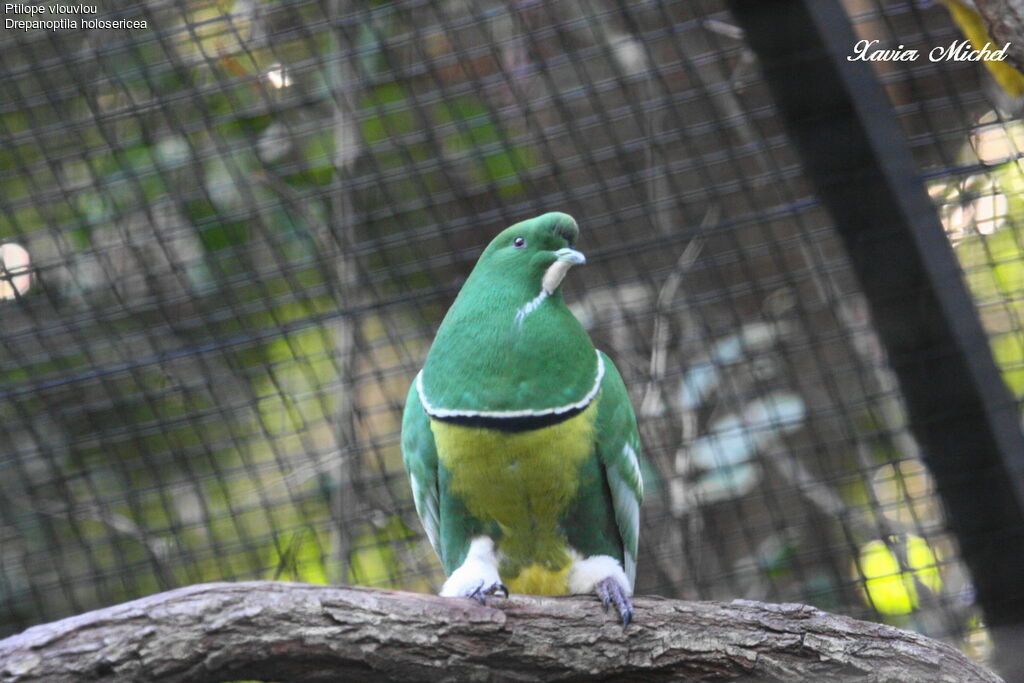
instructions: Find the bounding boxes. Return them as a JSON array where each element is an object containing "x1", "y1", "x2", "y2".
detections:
[{"x1": 849, "y1": 39, "x2": 1011, "y2": 63}]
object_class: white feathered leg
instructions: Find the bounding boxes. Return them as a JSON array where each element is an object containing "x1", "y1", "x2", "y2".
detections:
[
  {"x1": 439, "y1": 537, "x2": 508, "y2": 604},
  {"x1": 568, "y1": 554, "x2": 634, "y2": 626}
]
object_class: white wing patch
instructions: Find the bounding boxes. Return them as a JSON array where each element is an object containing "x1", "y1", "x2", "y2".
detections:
[
  {"x1": 623, "y1": 441, "x2": 643, "y2": 499},
  {"x1": 410, "y1": 475, "x2": 439, "y2": 553},
  {"x1": 606, "y1": 455, "x2": 641, "y2": 589}
]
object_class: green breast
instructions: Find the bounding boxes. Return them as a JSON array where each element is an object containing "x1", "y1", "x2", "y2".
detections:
[{"x1": 430, "y1": 400, "x2": 598, "y2": 577}]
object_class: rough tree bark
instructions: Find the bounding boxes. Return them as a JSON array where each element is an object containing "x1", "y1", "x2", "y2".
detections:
[{"x1": 0, "y1": 582, "x2": 1002, "y2": 682}]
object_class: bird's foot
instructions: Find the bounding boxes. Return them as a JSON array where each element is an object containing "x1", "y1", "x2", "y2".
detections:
[
  {"x1": 568, "y1": 554, "x2": 635, "y2": 627},
  {"x1": 440, "y1": 537, "x2": 507, "y2": 605},
  {"x1": 442, "y1": 573, "x2": 508, "y2": 606},
  {"x1": 465, "y1": 579, "x2": 509, "y2": 605},
  {"x1": 595, "y1": 576, "x2": 634, "y2": 627}
]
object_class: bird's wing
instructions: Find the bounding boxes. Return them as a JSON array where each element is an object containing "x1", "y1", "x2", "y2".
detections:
[
  {"x1": 594, "y1": 351, "x2": 645, "y2": 588},
  {"x1": 401, "y1": 374, "x2": 441, "y2": 556}
]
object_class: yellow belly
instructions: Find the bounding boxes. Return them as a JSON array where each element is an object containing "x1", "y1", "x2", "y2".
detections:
[
  {"x1": 505, "y1": 562, "x2": 573, "y2": 595},
  {"x1": 430, "y1": 401, "x2": 598, "y2": 594}
]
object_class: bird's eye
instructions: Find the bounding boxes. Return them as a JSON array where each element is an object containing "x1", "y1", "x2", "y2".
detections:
[{"x1": 513, "y1": 237, "x2": 526, "y2": 248}]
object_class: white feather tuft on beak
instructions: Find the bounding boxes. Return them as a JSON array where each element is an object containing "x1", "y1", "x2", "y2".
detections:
[{"x1": 542, "y1": 248, "x2": 586, "y2": 294}]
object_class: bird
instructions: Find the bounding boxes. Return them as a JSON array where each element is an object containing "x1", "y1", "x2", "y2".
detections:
[{"x1": 401, "y1": 212, "x2": 644, "y2": 625}]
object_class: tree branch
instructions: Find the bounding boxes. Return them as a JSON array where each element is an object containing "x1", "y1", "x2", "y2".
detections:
[
  {"x1": 974, "y1": 0, "x2": 1024, "y2": 72},
  {"x1": 0, "y1": 581, "x2": 1002, "y2": 682}
]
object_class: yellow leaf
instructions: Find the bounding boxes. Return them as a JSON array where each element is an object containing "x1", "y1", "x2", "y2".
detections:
[{"x1": 857, "y1": 535, "x2": 942, "y2": 616}]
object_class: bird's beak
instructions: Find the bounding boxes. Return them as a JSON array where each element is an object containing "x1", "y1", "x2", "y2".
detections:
[{"x1": 542, "y1": 248, "x2": 586, "y2": 294}]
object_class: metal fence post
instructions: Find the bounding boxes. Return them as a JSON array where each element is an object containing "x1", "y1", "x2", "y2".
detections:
[{"x1": 725, "y1": 0, "x2": 1024, "y2": 677}]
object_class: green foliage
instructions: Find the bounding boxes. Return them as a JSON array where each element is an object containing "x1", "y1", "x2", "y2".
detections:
[
  {"x1": 955, "y1": 161, "x2": 1024, "y2": 402},
  {"x1": 268, "y1": 527, "x2": 329, "y2": 584},
  {"x1": 858, "y1": 535, "x2": 942, "y2": 618},
  {"x1": 993, "y1": 332, "x2": 1024, "y2": 396},
  {"x1": 435, "y1": 95, "x2": 537, "y2": 196},
  {"x1": 0, "y1": 0, "x2": 546, "y2": 630},
  {"x1": 349, "y1": 516, "x2": 420, "y2": 589},
  {"x1": 361, "y1": 82, "x2": 417, "y2": 144},
  {"x1": 358, "y1": 84, "x2": 538, "y2": 199}
]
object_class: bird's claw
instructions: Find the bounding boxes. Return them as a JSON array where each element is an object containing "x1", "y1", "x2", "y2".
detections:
[
  {"x1": 595, "y1": 576, "x2": 633, "y2": 628},
  {"x1": 467, "y1": 580, "x2": 509, "y2": 605}
]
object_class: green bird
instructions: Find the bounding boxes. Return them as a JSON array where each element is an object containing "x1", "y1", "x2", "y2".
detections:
[{"x1": 402, "y1": 212, "x2": 644, "y2": 625}]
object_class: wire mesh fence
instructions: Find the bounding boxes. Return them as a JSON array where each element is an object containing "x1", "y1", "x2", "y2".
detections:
[{"x1": 2, "y1": 0, "x2": 1023, "y2": 671}]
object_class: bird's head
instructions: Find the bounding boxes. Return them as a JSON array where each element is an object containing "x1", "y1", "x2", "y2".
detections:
[
  {"x1": 421, "y1": 211, "x2": 598, "y2": 414},
  {"x1": 478, "y1": 212, "x2": 586, "y2": 299}
]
